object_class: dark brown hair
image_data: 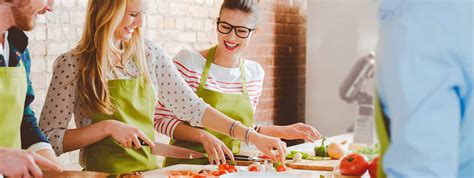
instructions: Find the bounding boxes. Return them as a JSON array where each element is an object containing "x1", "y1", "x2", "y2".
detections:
[{"x1": 219, "y1": 0, "x2": 260, "y2": 22}]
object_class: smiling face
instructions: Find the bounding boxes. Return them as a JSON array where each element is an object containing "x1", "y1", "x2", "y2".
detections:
[
  {"x1": 8, "y1": 0, "x2": 54, "y2": 31},
  {"x1": 115, "y1": 0, "x2": 147, "y2": 42},
  {"x1": 216, "y1": 9, "x2": 258, "y2": 57}
]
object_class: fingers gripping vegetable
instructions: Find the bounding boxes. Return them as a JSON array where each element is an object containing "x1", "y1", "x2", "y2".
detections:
[{"x1": 273, "y1": 161, "x2": 287, "y2": 172}]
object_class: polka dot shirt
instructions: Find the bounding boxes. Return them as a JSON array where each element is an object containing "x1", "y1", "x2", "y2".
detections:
[{"x1": 38, "y1": 40, "x2": 209, "y2": 155}]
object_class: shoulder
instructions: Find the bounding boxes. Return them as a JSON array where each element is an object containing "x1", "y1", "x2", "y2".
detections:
[
  {"x1": 144, "y1": 40, "x2": 167, "y2": 58},
  {"x1": 53, "y1": 50, "x2": 81, "y2": 75},
  {"x1": 173, "y1": 49, "x2": 204, "y2": 67},
  {"x1": 143, "y1": 40, "x2": 173, "y2": 69},
  {"x1": 243, "y1": 59, "x2": 265, "y2": 80}
]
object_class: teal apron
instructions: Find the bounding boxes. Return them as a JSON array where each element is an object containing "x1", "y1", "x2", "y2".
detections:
[
  {"x1": 0, "y1": 60, "x2": 27, "y2": 148},
  {"x1": 84, "y1": 75, "x2": 158, "y2": 175},
  {"x1": 164, "y1": 46, "x2": 254, "y2": 166},
  {"x1": 375, "y1": 97, "x2": 389, "y2": 178}
]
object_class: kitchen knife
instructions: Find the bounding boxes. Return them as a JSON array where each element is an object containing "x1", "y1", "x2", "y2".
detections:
[
  {"x1": 140, "y1": 140, "x2": 205, "y2": 160},
  {"x1": 229, "y1": 155, "x2": 265, "y2": 162}
]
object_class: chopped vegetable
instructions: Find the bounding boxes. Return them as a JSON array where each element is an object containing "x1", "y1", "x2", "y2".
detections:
[
  {"x1": 273, "y1": 161, "x2": 287, "y2": 172},
  {"x1": 306, "y1": 156, "x2": 325, "y2": 160},
  {"x1": 248, "y1": 164, "x2": 260, "y2": 172},
  {"x1": 353, "y1": 144, "x2": 379, "y2": 161},
  {"x1": 286, "y1": 151, "x2": 309, "y2": 159},
  {"x1": 218, "y1": 163, "x2": 237, "y2": 174},
  {"x1": 273, "y1": 160, "x2": 283, "y2": 168},
  {"x1": 276, "y1": 165, "x2": 287, "y2": 172},
  {"x1": 292, "y1": 152, "x2": 303, "y2": 162}
]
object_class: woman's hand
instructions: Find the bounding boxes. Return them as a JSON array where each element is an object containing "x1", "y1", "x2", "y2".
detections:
[
  {"x1": 103, "y1": 120, "x2": 155, "y2": 150},
  {"x1": 281, "y1": 123, "x2": 321, "y2": 142},
  {"x1": 0, "y1": 148, "x2": 63, "y2": 178},
  {"x1": 36, "y1": 148, "x2": 63, "y2": 168},
  {"x1": 249, "y1": 132, "x2": 288, "y2": 163},
  {"x1": 198, "y1": 131, "x2": 234, "y2": 165}
]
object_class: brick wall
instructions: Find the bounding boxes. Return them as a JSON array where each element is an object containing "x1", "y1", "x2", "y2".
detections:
[
  {"x1": 245, "y1": 0, "x2": 307, "y2": 128},
  {"x1": 27, "y1": 0, "x2": 306, "y2": 168}
]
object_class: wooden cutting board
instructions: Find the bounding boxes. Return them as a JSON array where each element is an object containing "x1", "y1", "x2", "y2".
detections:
[
  {"x1": 43, "y1": 170, "x2": 110, "y2": 178},
  {"x1": 285, "y1": 159, "x2": 340, "y2": 171},
  {"x1": 233, "y1": 159, "x2": 340, "y2": 172}
]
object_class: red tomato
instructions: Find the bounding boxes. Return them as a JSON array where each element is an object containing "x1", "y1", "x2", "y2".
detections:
[
  {"x1": 276, "y1": 165, "x2": 287, "y2": 172},
  {"x1": 369, "y1": 156, "x2": 379, "y2": 178},
  {"x1": 211, "y1": 170, "x2": 221, "y2": 176},
  {"x1": 248, "y1": 165, "x2": 260, "y2": 172},
  {"x1": 218, "y1": 163, "x2": 229, "y2": 171},
  {"x1": 340, "y1": 153, "x2": 369, "y2": 176},
  {"x1": 193, "y1": 174, "x2": 207, "y2": 178},
  {"x1": 227, "y1": 165, "x2": 238, "y2": 173},
  {"x1": 218, "y1": 170, "x2": 228, "y2": 176}
]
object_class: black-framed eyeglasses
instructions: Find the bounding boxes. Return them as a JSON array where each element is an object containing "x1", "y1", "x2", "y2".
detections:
[{"x1": 216, "y1": 18, "x2": 256, "y2": 39}]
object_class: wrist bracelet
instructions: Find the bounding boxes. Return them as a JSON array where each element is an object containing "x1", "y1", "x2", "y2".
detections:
[
  {"x1": 229, "y1": 120, "x2": 239, "y2": 138},
  {"x1": 253, "y1": 125, "x2": 261, "y2": 133},
  {"x1": 244, "y1": 127, "x2": 253, "y2": 144}
]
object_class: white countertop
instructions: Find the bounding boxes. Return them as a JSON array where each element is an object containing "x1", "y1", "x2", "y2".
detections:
[{"x1": 141, "y1": 133, "x2": 368, "y2": 178}]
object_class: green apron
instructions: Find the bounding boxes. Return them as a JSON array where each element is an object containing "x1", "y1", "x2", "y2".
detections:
[
  {"x1": 375, "y1": 97, "x2": 389, "y2": 178},
  {"x1": 164, "y1": 46, "x2": 254, "y2": 166},
  {"x1": 84, "y1": 75, "x2": 158, "y2": 175},
  {"x1": 0, "y1": 60, "x2": 27, "y2": 148}
]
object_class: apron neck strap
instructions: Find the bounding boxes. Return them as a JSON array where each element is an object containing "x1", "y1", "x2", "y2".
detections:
[
  {"x1": 198, "y1": 46, "x2": 249, "y2": 98},
  {"x1": 197, "y1": 46, "x2": 215, "y2": 92},
  {"x1": 239, "y1": 58, "x2": 248, "y2": 97}
]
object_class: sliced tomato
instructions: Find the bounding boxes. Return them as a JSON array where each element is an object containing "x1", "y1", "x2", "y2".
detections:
[
  {"x1": 211, "y1": 170, "x2": 221, "y2": 176},
  {"x1": 218, "y1": 163, "x2": 229, "y2": 171},
  {"x1": 218, "y1": 170, "x2": 229, "y2": 176},
  {"x1": 276, "y1": 165, "x2": 287, "y2": 172},
  {"x1": 192, "y1": 174, "x2": 207, "y2": 178},
  {"x1": 248, "y1": 165, "x2": 260, "y2": 172},
  {"x1": 227, "y1": 165, "x2": 238, "y2": 173}
]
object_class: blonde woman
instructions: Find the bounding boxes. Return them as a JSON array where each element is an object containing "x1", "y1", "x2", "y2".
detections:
[{"x1": 39, "y1": 0, "x2": 287, "y2": 175}]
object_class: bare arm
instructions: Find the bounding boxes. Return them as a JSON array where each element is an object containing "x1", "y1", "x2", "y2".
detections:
[
  {"x1": 62, "y1": 121, "x2": 109, "y2": 152},
  {"x1": 259, "y1": 123, "x2": 321, "y2": 142}
]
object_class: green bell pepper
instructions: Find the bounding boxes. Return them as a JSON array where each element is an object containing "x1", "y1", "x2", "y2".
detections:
[{"x1": 314, "y1": 137, "x2": 328, "y2": 157}]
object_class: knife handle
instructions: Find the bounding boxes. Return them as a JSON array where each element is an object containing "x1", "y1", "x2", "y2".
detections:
[{"x1": 139, "y1": 139, "x2": 149, "y2": 146}]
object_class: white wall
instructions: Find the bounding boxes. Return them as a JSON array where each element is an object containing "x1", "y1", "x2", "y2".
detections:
[{"x1": 306, "y1": 0, "x2": 379, "y2": 136}]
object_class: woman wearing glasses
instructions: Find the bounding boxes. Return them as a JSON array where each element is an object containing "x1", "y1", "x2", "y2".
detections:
[{"x1": 157, "y1": 0, "x2": 321, "y2": 166}]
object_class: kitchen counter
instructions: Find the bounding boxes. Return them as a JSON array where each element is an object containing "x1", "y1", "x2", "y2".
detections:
[
  {"x1": 139, "y1": 133, "x2": 370, "y2": 178},
  {"x1": 43, "y1": 133, "x2": 368, "y2": 178}
]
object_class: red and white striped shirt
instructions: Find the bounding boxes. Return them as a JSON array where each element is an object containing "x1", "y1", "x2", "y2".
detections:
[{"x1": 154, "y1": 49, "x2": 265, "y2": 138}]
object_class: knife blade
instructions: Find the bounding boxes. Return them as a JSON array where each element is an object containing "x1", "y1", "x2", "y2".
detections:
[
  {"x1": 140, "y1": 140, "x2": 205, "y2": 159},
  {"x1": 230, "y1": 155, "x2": 264, "y2": 162}
]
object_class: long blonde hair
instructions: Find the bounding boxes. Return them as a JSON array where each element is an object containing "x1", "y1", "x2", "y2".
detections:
[{"x1": 74, "y1": 0, "x2": 150, "y2": 115}]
